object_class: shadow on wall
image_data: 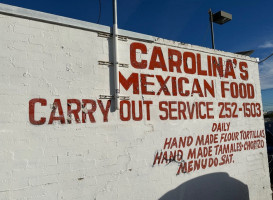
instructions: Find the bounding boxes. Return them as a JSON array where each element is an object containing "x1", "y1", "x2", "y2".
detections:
[{"x1": 159, "y1": 172, "x2": 249, "y2": 200}]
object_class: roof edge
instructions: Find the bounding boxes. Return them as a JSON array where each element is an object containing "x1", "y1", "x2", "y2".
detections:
[
  {"x1": 0, "y1": 3, "x2": 155, "y2": 42},
  {"x1": 0, "y1": 3, "x2": 257, "y2": 62}
]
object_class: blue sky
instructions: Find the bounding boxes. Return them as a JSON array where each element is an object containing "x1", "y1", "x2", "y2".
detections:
[{"x1": 1, "y1": 0, "x2": 273, "y2": 110}]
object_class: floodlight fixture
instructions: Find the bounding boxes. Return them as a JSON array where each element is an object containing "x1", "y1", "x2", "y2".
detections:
[{"x1": 212, "y1": 11, "x2": 232, "y2": 25}]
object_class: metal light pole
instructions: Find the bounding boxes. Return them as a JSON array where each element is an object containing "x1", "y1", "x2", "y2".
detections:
[
  {"x1": 209, "y1": 9, "x2": 215, "y2": 49},
  {"x1": 208, "y1": 9, "x2": 232, "y2": 49},
  {"x1": 113, "y1": 0, "x2": 119, "y2": 110}
]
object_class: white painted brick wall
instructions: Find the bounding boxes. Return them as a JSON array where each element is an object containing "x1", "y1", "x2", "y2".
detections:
[{"x1": 0, "y1": 5, "x2": 271, "y2": 200}]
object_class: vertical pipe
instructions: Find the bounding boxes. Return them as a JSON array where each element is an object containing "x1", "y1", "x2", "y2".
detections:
[
  {"x1": 209, "y1": 9, "x2": 215, "y2": 49},
  {"x1": 113, "y1": 0, "x2": 119, "y2": 110}
]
